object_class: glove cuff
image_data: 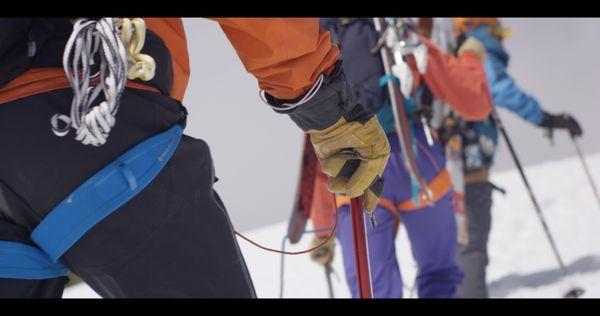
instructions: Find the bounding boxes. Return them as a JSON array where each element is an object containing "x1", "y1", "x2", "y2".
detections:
[
  {"x1": 263, "y1": 60, "x2": 373, "y2": 132},
  {"x1": 538, "y1": 111, "x2": 556, "y2": 128}
]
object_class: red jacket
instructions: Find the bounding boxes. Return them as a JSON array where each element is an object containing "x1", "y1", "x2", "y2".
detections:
[{"x1": 418, "y1": 36, "x2": 493, "y2": 121}]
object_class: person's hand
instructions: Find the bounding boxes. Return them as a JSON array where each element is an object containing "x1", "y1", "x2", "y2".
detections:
[
  {"x1": 264, "y1": 62, "x2": 390, "y2": 213},
  {"x1": 309, "y1": 115, "x2": 389, "y2": 213},
  {"x1": 539, "y1": 112, "x2": 583, "y2": 137},
  {"x1": 309, "y1": 236, "x2": 335, "y2": 266}
]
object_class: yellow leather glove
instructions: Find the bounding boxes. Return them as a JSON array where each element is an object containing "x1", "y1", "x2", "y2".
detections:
[
  {"x1": 309, "y1": 116, "x2": 389, "y2": 213},
  {"x1": 309, "y1": 235, "x2": 335, "y2": 266},
  {"x1": 264, "y1": 61, "x2": 390, "y2": 212},
  {"x1": 458, "y1": 37, "x2": 487, "y2": 62}
]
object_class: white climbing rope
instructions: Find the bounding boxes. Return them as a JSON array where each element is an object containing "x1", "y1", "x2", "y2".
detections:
[{"x1": 51, "y1": 17, "x2": 155, "y2": 147}]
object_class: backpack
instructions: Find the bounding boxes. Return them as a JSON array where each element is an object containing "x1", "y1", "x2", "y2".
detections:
[
  {"x1": 0, "y1": 18, "x2": 56, "y2": 88},
  {"x1": 320, "y1": 18, "x2": 388, "y2": 114},
  {"x1": 1, "y1": 18, "x2": 174, "y2": 98}
]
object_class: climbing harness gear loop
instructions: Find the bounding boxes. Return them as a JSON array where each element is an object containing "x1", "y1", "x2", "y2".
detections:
[{"x1": 32, "y1": 125, "x2": 183, "y2": 262}]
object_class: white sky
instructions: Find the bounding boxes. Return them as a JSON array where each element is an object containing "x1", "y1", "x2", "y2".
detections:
[{"x1": 180, "y1": 18, "x2": 600, "y2": 231}]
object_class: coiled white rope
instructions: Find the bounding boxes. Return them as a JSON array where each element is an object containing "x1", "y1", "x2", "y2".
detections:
[{"x1": 51, "y1": 17, "x2": 155, "y2": 147}]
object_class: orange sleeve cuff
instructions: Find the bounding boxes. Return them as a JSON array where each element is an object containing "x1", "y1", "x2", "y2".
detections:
[{"x1": 213, "y1": 18, "x2": 340, "y2": 100}]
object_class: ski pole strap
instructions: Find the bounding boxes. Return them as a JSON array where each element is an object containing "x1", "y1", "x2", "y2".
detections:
[
  {"x1": 379, "y1": 74, "x2": 399, "y2": 87},
  {"x1": 31, "y1": 125, "x2": 183, "y2": 262},
  {"x1": 0, "y1": 241, "x2": 69, "y2": 280},
  {"x1": 488, "y1": 181, "x2": 507, "y2": 195},
  {"x1": 410, "y1": 178, "x2": 421, "y2": 205},
  {"x1": 407, "y1": 121, "x2": 422, "y2": 205}
]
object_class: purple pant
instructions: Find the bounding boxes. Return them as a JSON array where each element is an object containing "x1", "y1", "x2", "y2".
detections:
[{"x1": 336, "y1": 130, "x2": 463, "y2": 298}]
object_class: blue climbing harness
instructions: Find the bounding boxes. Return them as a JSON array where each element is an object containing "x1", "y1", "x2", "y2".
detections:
[
  {"x1": 0, "y1": 241, "x2": 68, "y2": 280},
  {"x1": 0, "y1": 125, "x2": 183, "y2": 279}
]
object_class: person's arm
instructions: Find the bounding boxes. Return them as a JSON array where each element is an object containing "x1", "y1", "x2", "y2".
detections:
[
  {"x1": 475, "y1": 28, "x2": 582, "y2": 136},
  {"x1": 211, "y1": 18, "x2": 339, "y2": 100},
  {"x1": 419, "y1": 36, "x2": 493, "y2": 121},
  {"x1": 485, "y1": 54, "x2": 545, "y2": 124},
  {"x1": 212, "y1": 18, "x2": 390, "y2": 212}
]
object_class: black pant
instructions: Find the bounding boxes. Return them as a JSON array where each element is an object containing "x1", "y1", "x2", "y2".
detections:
[
  {"x1": 0, "y1": 89, "x2": 256, "y2": 298},
  {"x1": 456, "y1": 181, "x2": 493, "y2": 298}
]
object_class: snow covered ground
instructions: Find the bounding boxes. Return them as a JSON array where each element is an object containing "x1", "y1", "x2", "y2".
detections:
[{"x1": 64, "y1": 153, "x2": 600, "y2": 298}]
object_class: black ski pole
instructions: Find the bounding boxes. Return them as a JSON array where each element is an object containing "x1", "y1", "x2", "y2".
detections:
[
  {"x1": 491, "y1": 110, "x2": 584, "y2": 298},
  {"x1": 324, "y1": 264, "x2": 335, "y2": 298},
  {"x1": 570, "y1": 133, "x2": 600, "y2": 211}
]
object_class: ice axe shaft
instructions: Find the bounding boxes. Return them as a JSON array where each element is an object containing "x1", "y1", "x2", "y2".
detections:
[
  {"x1": 570, "y1": 134, "x2": 600, "y2": 211},
  {"x1": 350, "y1": 196, "x2": 373, "y2": 298}
]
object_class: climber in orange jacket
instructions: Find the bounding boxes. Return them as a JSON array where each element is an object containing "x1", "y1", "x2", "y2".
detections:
[{"x1": 0, "y1": 18, "x2": 389, "y2": 298}]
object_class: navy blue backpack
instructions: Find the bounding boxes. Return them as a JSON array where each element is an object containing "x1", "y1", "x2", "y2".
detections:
[{"x1": 320, "y1": 18, "x2": 389, "y2": 114}]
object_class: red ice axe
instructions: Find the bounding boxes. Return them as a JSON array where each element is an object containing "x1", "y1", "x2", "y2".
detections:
[{"x1": 350, "y1": 195, "x2": 373, "y2": 299}]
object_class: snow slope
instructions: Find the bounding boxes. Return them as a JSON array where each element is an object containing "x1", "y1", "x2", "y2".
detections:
[{"x1": 63, "y1": 153, "x2": 600, "y2": 298}]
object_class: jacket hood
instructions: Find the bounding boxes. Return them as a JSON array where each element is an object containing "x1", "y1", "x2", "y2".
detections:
[{"x1": 468, "y1": 26, "x2": 510, "y2": 66}]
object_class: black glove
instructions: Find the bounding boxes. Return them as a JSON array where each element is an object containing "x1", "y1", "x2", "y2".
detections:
[{"x1": 538, "y1": 112, "x2": 583, "y2": 137}]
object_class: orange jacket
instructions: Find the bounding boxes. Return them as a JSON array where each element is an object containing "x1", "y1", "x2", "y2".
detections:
[{"x1": 0, "y1": 18, "x2": 339, "y2": 105}]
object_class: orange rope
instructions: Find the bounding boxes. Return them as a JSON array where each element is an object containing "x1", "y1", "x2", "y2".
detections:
[{"x1": 234, "y1": 193, "x2": 339, "y2": 255}]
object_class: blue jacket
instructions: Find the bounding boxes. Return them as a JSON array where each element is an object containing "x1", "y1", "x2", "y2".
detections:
[
  {"x1": 468, "y1": 26, "x2": 545, "y2": 125},
  {"x1": 457, "y1": 25, "x2": 546, "y2": 173}
]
